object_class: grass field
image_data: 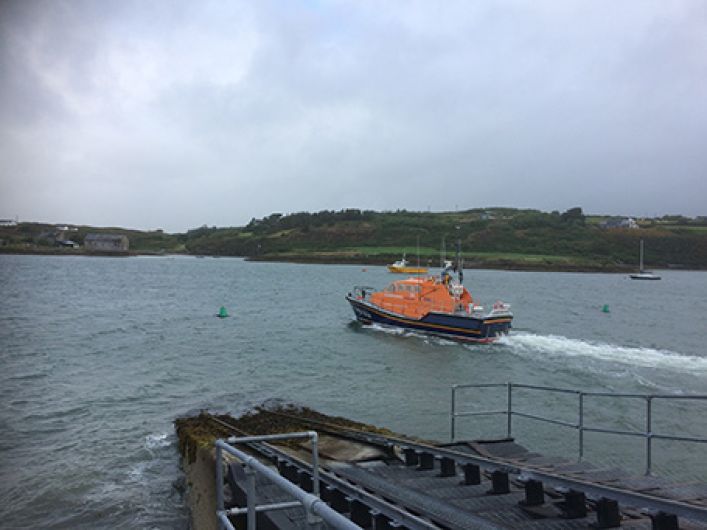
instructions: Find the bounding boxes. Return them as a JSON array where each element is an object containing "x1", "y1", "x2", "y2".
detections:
[
  {"x1": 324, "y1": 247, "x2": 593, "y2": 265},
  {"x1": 660, "y1": 225, "x2": 707, "y2": 232}
]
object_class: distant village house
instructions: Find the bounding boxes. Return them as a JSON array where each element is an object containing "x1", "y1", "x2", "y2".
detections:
[
  {"x1": 0, "y1": 219, "x2": 17, "y2": 227},
  {"x1": 600, "y1": 217, "x2": 639, "y2": 229},
  {"x1": 84, "y1": 233, "x2": 129, "y2": 253},
  {"x1": 57, "y1": 239, "x2": 79, "y2": 249},
  {"x1": 479, "y1": 211, "x2": 496, "y2": 221},
  {"x1": 55, "y1": 226, "x2": 80, "y2": 248}
]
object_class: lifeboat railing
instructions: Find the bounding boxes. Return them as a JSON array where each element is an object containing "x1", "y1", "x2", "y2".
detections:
[{"x1": 450, "y1": 382, "x2": 707, "y2": 476}]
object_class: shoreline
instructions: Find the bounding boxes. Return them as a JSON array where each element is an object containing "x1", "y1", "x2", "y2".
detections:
[
  {"x1": 245, "y1": 254, "x2": 633, "y2": 273},
  {"x1": 244, "y1": 252, "x2": 701, "y2": 273},
  {"x1": 2, "y1": 247, "x2": 700, "y2": 273}
]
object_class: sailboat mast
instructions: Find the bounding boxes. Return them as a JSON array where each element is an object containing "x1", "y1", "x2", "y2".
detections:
[{"x1": 639, "y1": 239, "x2": 644, "y2": 272}]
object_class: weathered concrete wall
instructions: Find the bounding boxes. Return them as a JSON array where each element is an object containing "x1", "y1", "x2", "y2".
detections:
[
  {"x1": 181, "y1": 445, "x2": 219, "y2": 530},
  {"x1": 174, "y1": 407, "x2": 404, "y2": 529}
]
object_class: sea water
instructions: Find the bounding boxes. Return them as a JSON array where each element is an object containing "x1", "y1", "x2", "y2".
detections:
[{"x1": 1, "y1": 255, "x2": 705, "y2": 527}]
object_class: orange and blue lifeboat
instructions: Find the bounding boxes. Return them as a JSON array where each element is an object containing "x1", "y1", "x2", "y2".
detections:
[{"x1": 346, "y1": 275, "x2": 512, "y2": 343}]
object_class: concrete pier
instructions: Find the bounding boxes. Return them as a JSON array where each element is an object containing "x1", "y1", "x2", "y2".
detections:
[{"x1": 175, "y1": 406, "x2": 707, "y2": 529}]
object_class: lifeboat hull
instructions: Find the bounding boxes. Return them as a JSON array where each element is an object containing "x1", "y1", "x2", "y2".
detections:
[{"x1": 346, "y1": 296, "x2": 512, "y2": 343}]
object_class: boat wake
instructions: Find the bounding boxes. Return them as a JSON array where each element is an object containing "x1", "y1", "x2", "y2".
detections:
[
  {"x1": 364, "y1": 323, "x2": 459, "y2": 346},
  {"x1": 498, "y1": 332, "x2": 707, "y2": 373}
]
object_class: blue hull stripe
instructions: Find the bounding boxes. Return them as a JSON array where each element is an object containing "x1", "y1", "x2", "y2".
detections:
[{"x1": 346, "y1": 297, "x2": 512, "y2": 341}]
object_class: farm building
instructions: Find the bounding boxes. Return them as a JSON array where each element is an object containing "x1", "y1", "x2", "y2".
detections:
[
  {"x1": 84, "y1": 233, "x2": 129, "y2": 253},
  {"x1": 600, "y1": 217, "x2": 639, "y2": 229}
]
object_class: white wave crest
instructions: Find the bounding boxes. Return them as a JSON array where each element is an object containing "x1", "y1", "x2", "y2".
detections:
[
  {"x1": 128, "y1": 462, "x2": 148, "y2": 481},
  {"x1": 499, "y1": 332, "x2": 707, "y2": 372},
  {"x1": 367, "y1": 323, "x2": 407, "y2": 336},
  {"x1": 366, "y1": 323, "x2": 458, "y2": 346},
  {"x1": 145, "y1": 432, "x2": 170, "y2": 450}
]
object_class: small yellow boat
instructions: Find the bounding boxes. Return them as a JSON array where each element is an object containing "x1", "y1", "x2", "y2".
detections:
[{"x1": 387, "y1": 255, "x2": 428, "y2": 274}]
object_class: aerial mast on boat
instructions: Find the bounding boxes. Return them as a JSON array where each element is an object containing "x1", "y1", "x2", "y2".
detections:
[
  {"x1": 440, "y1": 236, "x2": 446, "y2": 269},
  {"x1": 416, "y1": 235, "x2": 421, "y2": 275},
  {"x1": 455, "y1": 226, "x2": 463, "y2": 284}
]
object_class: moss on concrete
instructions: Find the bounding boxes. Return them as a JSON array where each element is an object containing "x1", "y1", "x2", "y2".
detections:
[{"x1": 175, "y1": 404, "x2": 405, "y2": 464}]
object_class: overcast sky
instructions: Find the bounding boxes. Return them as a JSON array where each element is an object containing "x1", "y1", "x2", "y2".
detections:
[{"x1": 1, "y1": 1, "x2": 706, "y2": 232}]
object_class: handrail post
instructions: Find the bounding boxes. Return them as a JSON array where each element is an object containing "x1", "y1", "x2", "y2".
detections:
[
  {"x1": 308, "y1": 432, "x2": 322, "y2": 528},
  {"x1": 451, "y1": 385, "x2": 457, "y2": 442},
  {"x1": 578, "y1": 392, "x2": 584, "y2": 462},
  {"x1": 245, "y1": 464, "x2": 256, "y2": 530},
  {"x1": 507, "y1": 382, "x2": 513, "y2": 438},
  {"x1": 216, "y1": 444, "x2": 224, "y2": 523},
  {"x1": 646, "y1": 397, "x2": 653, "y2": 476},
  {"x1": 311, "y1": 431, "x2": 320, "y2": 498}
]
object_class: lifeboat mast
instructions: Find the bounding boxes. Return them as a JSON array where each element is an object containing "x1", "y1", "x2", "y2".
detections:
[{"x1": 455, "y1": 226, "x2": 463, "y2": 284}]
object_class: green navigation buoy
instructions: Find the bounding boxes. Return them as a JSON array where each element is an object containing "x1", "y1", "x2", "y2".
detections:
[
  {"x1": 601, "y1": 304, "x2": 610, "y2": 313},
  {"x1": 218, "y1": 306, "x2": 229, "y2": 318}
]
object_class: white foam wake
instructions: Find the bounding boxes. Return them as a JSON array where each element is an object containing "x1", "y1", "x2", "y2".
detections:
[
  {"x1": 365, "y1": 323, "x2": 458, "y2": 346},
  {"x1": 145, "y1": 432, "x2": 171, "y2": 450},
  {"x1": 499, "y1": 332, "x2": 707, "y2": 372}
]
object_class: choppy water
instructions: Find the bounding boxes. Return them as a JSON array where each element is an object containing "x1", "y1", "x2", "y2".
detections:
[{"x1": 1, "y1": 255, "x2": 706, "y2": 528}]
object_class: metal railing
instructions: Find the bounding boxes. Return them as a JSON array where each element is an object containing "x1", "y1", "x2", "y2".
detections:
[
  {"x1": 450, "y1": 382, "x2": 707, "y2": 475},
  {"x1": 215, "y1": 431, "x2": 360, "y2": 530}
]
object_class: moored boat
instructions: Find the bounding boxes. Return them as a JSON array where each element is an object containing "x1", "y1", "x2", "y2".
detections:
[
  {"x1": 348, "y1": 251, "x2": 512, "y2": 342},
  {"x1": 630, "y1": 240, "x2": 661, "y2": 280},
  {"x1": 630, "y1": 272, "x2": 661, "y2": 280},
  {"x1": 387, "y1": 254, "x2": 428, "y2": 274}
]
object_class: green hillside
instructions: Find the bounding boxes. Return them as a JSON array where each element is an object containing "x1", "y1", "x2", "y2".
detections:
[
  {"x1": 2, "y1": 208, "x2": 706, "y2": 271},
  {"x1": 183, "y1": 208, "x2": 707, "y2": 271}
]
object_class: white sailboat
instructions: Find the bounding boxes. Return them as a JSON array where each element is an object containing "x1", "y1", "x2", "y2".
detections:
[{"x1": 629, "y1": 239, "x2": 661, "y2": 280}]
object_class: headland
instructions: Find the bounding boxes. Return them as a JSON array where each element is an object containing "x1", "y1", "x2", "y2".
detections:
[{"x1": 2, "y1": 207, "x2": 706, "y2": 272}]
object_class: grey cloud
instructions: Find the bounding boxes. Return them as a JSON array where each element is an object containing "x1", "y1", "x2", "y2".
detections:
[{"x1": 1, "y1": 0, "x2": 706, "y2": 231}]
